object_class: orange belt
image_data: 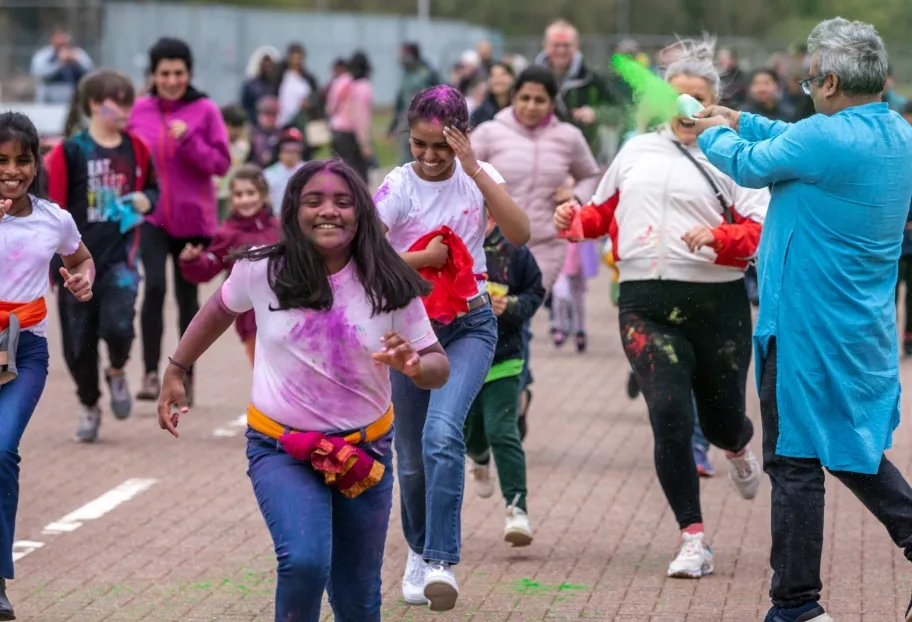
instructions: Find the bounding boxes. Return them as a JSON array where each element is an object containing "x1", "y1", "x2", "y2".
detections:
[
  {"x1": 0, "y1": 299, "x2": 48, "y2": 332},
  {"x1": 246, "y1": 402, "x2": 394, "y2": 444}
]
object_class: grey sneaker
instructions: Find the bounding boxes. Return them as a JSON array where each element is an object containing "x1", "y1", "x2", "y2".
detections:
[
  {"x1": 136, "y1": 372, "x2": 159, "y2": 401},
  {"x1": 105, "y1": 370, "x2": 133, "y2": 420},
  {"x1": 75, "y1": 405, "x2": 102, "y2": 443}
]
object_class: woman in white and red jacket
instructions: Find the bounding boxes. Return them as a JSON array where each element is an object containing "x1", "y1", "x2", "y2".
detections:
[{"x1": 555, "y1": 37, "x2": 769, "y2": 582}]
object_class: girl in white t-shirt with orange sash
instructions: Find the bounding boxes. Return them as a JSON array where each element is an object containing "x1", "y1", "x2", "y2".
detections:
[
  {"x1": 157, "y1": 159, "x2": 450, "y2": 622},
  {"x1": 0, "y1": 112, "x2": 94, "y2": 619}
]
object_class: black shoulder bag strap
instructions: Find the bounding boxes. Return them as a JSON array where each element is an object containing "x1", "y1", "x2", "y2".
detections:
[{"x1": 671, "y1": 140, "x2": 734, "y2": 224}]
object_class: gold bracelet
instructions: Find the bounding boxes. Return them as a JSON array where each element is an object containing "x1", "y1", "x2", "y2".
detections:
[{"x1": 471, "y1": 167, "x2": 483, "y2": 180}]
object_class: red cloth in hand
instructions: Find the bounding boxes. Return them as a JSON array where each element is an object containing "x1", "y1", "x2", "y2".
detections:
[
  {"x1": 407, "y1": 226, "x2": 477, "y2": 324},
  {"x1": 279, "y1": 432, "x2": 384, "y2": 499}
]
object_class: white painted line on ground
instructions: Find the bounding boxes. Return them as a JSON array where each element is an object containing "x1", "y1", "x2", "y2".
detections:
[
  {"x1": 12, "y1": 478, "x2": 157, "y2": 565},
  {"x1": 11, "y1": 541, "x2": 44, "y2": 562},
  {"x1": 41, "y1": 478, "x2": 158, "y2": 535},
  {"x1": 213, "y1": 413, "x2": 248, "y2": 438}
]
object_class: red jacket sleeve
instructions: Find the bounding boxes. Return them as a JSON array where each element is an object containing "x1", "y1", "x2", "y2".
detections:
[
  {"x1": 578, "y1": 192, "x2": 621, "y2": 240},
  {"x1": 44, "y1": 142, "x2": 69, "y2": 208},
  {"x1": 710, "y1": 205, "x2": 762, "y2": 268},
  {"x1": 179, "y1": 227, "x2": 233, "y2": 283}
]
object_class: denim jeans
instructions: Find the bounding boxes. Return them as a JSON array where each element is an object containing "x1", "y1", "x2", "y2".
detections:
[
  {"x1": 0, "y1": 332, "x2": 49, "y2": 579},
  {"x1": 691, "y1": 395, "x2": 709, "y2": 454},
  {"x1": 519, "y1": 319, "x2": 533, "y2": 389},
  {"x1": 246, "y1": 427, "x2": 394, "y2": 622},
  {"x1": 760, "y1": 339, "x2": 912, "y2": 608},
  {"x1": 392, "y1": 305, "x2": 497, "y2": 564}
]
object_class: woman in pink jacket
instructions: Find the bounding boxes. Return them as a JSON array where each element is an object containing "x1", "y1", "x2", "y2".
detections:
[
  {"x1": 127, "y1": 37, "x2": 231, "y2": 404},
  {"x1": 471, "y1": 66, "x2": 601, "y2": 431}
]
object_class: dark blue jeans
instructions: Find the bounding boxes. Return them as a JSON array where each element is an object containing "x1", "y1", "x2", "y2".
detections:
[
  {"x1": 760, "y1": 339, "x2": 912, "y2": 608},
  {"x1": 392, "y1": 305, "x2": 497, "y2": 564},
  {"x1": 246, "y1": 427, "x2": 394, "y2": 622},
  {"x1": 0, "y1": 332, "x2": 49, "y2": 579}
]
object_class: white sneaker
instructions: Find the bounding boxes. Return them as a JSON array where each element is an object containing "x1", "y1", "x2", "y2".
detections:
[
  {"x1": 401, "y1": 549, "x2": 428, "y2": 605},
  {"x1": 469, "y1": 458, "x2": 495, "y2": 499},
  {"x1": 728, "y1": 449, "x2": 761, "y2": 500},
  {"x1": 667, "y1": 532, "x2": 714, "y2": 579},
  {"x1": 503, "y1": 506, "x2": 533, "y2": 547},
  {"x1": 424, "y1": 563, "x2": 459, "y2": 612}
]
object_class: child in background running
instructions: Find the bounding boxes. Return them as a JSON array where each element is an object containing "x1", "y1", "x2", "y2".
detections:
[
  {"x1": 264, "y1": 127, "x2": 306, "y2": 214},
  {"x1": 179, "y1": 164, "x2": 278, "y2": 365},
  {"x1": 217, "y1": 105, "x2": 251, "y2": 222},
  {"x1": 45, "y1": 69, "x2": 158, "y2": 443}
]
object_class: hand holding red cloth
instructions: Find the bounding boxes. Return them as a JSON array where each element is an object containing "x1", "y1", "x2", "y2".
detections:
[{"x1": 407, "y1": 226, "x2": 478, "y2": 324}]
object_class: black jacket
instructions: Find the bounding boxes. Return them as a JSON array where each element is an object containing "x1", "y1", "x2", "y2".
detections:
[{"x1": 484, "y1": 227, "x2": 545, "y2": 364}]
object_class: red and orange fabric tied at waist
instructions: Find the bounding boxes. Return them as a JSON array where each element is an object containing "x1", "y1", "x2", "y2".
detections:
[
  {"x1": 0, "y1": 299, "x2": 48, "y2": 385},
  {"x1": 246, "y1": 403, "x2": 393, "y2": 499}
]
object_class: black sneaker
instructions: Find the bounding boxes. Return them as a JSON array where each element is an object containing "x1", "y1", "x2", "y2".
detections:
[
  {"x1": 764, "y1": 603, "x2": 831, "y2": 622},
  {"x1": 626, "y1": 371, "x2": 640, "y2": 400},
  {"x1": 0, "y1": 578, "x2": 16, "y2": 621}
]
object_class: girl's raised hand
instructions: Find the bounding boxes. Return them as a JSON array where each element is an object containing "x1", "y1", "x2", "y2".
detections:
[
  {"x1": 442, "y1": 126, "x2": 480, "y2": 177},
  {"x1": 372, "y1": 331, "x2": 422, "y2": 377},
  {"x1": 0, "y1": 199, "x2": 11, "y2": 222}
]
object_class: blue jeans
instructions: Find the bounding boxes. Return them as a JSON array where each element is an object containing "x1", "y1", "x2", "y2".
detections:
[
  {"x1": 0, "y1": 332, "x2": 49, "y2": 579},
  {"x1": 246, "y1": 427, "x2": 395, "y2": 622},
  {"x1": 691, "y1": 395, "x2": 709, "y2": 453},
  {"x1": 392, "y1": 305, "x2": 497, "y2": 564},
  {"x1": 520, "y1": 319, "x2": 533, "y2": 389}
]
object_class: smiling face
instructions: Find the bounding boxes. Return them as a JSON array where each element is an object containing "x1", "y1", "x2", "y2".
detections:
[
  {"x1": 513, "y1": 81, "x2": 554, "y2": 128},
  {"x1": 0, "y1": 140, "x2": 36, "y2": 204},
  {"x1": 409, "y1": 119, "x2": 457, "y2": 181},
  {"x1": 668, "y1": 74, "x2": 716, "y2": 145},
  {"x1": 231, "y1": 179, "x2": 265, "y2": 219},
  {"x1": 297, "y1": 170, "x2": 357, "y2": 261},
  {"x1": 488, "y1": 64, "x2": 513, "y2": 99},
  {"x1": 153, "y1": 59, "x2": 190, "y2": 101}
]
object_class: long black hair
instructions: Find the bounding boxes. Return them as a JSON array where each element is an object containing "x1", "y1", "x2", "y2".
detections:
[
  {"x1": 231, "y1": 159, "x2": 431, "y2": 315},
  {"x1": 0, "y1": 111, "x2": 47, "y2": 199}
]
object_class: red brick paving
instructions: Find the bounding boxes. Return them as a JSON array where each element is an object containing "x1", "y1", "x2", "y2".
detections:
[{"x1": 8, "y1": 275, "x2": 912, "y2": 621}]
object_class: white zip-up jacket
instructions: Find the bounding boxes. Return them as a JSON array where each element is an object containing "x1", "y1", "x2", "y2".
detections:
[{"x1": 579, "y1": 129, "x2": 770, "y2": 283}]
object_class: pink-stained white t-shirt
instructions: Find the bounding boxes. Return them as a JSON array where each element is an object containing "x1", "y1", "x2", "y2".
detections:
[
  {"x1": 220, "y1": 256, "x2": 438, "y2": 432},
  {"x1": 0, "y1": 196, "x2": 81, "y2": 337},
  {"x1": 374, "y1": 160, "x2": 505, "y2": 296}
]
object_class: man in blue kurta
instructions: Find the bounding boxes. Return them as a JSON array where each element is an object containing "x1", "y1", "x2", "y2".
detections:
[{"x1": 694, "y1": 17, "x2": 912, "y2": 622}]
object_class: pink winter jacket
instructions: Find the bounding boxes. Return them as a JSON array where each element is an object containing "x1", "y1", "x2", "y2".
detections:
[{"x1": 471, "y1": 108, "x2": 602, "y2": 289}]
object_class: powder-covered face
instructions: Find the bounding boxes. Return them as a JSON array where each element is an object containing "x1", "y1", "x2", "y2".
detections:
[
  {"x1": 409, "y1": 119, "x2": 457, "y2": 180},
  {"x1": 90, "y1": 98, "x2": 131, "y2": 131},
  {"x1": 297, "y1": 170, "x2": 357, "y2": 257},
  {"x1": 0, "y1": 140, "x2": 36, "y2": 202},
  {"x1": 669, "y1": 74, "x2": 716, "y2": 145}
]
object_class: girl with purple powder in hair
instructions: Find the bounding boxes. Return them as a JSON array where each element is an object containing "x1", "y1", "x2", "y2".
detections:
[
  {"x1": 157, "y1": 159, "x2": 450, "y2": 622},
  {"x1": 373, "y1": 84, "x2": 530, "y2": 611}
]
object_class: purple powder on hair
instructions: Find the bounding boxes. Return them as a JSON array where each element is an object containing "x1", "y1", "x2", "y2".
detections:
[{"x1": 407, "y1": 84, "x2": 469, "y2": 133}]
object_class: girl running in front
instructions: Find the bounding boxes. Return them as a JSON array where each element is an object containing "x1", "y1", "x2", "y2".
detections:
[
  {"x1": 178, "y1": 164, "x2": 279, "y2": 366},
  {"x1": 373, "y1": 85, "x2": 530, "y2": 611},
  {"x1": 0, "y1": 112, "x2": 94, "y2": 619},
  {"x1": 157, "y1": 159, "x2": 449, "y2": 622},
  {"x1": 554, "y1": 38, "x2": 769, "y2": 580}
]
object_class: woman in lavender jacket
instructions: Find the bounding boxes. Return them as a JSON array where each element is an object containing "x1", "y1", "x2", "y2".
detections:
[{"x1": 127, "y1": 37, "x2": 231, "y2": 404}]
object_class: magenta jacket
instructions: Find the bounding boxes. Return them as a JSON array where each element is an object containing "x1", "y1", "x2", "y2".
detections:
[
  {"x1": 179, "y1": 208, "x2": 279, "y2": 342},
  {"x1": 127, "y1": 86, "x2": 231, "y2": 240}
]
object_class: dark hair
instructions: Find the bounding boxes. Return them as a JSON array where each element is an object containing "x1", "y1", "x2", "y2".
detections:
[
  {"x1": 0, "y1": 112, "x2": 47, "y2": 199},
  {"x1": 407, "y1": 85, "x2": 469, "y2": 133},
  {"x1": 79, "y1": 69, "x2": 135, "y2": 116},
  {"x1": 349, "y1": 51, "x2": 372, "y2": 81},
  {"x1": 62, "y1": 87, "x2": 84, "y2": 138},
  {"x1": 220, "y1": 104, "x2": 247, "y2": 128},
  {"x1": 149, "y1": 37, "x2": 193, "y2": 74},
  {"x1": 490, "y1": 61, "x2": 515, "y2": 79},
  {"x1": 751, "y1": 68, "x2": 779, "y2": 84},
  {"x1": 286, "y1": 43, "x2": 305, "y2": 58},
  {"x1": 229, "y1": 163, "x2": 268, "y2": 198},
  {"x1": 402, "y1": 43, "x2": 421, "y2": 59},
  {"x1": 513, "y1": 66, "x2": 558, "y2": 100},
  {"x1": 231, "y1": 159, "x2": 431, "y2": 315}
]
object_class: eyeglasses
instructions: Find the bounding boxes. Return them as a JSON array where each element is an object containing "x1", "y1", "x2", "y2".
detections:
[{"x1": 799, "y1": 74, "x2": 825, "y2": 96}]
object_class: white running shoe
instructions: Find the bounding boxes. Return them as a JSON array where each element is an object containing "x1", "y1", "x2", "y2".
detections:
[
  {"x1": 503, "y1": 506, "x2": 533, "y2": 547},
  {"x1": 728, "y1": 449, "x2": 761, "y2": 500},
  {"x1": 667, "y1": 532, "x2": 714, "y2": 579},
  {"x1": 401, "y1": 549, "x2": 428, "y2": 605},
  {"x1": 469, "y1": 458, "x2": 495, "y2": 499},
  {"x1": 424, "y1": 563, "x2": 459, "y2": 612}
]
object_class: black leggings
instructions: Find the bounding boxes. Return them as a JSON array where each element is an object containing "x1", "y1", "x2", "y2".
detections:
[
  {"x1": 140, "y1": 224, "x2": 209, "y2": 375},
  {"x1": 618, "y1": 279, "x2": 754, "y2": 529}
]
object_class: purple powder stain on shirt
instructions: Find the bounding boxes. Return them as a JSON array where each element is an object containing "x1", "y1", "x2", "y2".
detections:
[{"x1": 373, "y1": 182, "x2": 391, "y2": 205}]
